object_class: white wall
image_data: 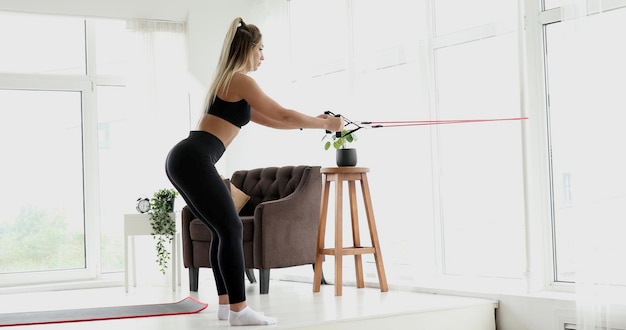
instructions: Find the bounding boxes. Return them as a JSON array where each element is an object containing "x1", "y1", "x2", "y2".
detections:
[
  {"x1": 0, "y1": 1, "x2": 581, "y2": 329},
  {"x1": 0, "y1": 0, "x2": 192, "y2": 21}
]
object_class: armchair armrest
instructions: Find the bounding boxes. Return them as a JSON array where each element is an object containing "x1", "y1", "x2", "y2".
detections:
[{"x1": 252, "y1": 166, "x2": 322, "y2": 268}]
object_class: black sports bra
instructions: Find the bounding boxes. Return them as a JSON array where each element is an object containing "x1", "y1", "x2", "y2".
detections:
[{"x1": 207, "y1": 96, "x2": 251, "y2": 128}]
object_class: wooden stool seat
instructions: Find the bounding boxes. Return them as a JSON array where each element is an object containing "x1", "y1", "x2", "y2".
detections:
[{"x1": 313, "y1": 167, "x2": 388, "y2": 296}]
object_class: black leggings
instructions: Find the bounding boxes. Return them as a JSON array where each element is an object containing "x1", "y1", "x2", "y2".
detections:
[{"x1": 165, "y1": 131, "x2": 246, "y2": 304}]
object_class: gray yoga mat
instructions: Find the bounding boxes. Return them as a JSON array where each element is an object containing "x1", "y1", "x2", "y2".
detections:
[{"x1": 0, "y1": 296, "x2": 207, "y2": 327}]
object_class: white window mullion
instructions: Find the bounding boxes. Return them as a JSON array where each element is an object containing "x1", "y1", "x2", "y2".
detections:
[
  {"x1": 541, "y1": 0, "x2": 626, "y2": 24},
  {"x1": 519, "y1": 0, "x2": 555, "y2": 293},
  {"x1": 432, "y1": 21, "x2": 516, "y2": 50},
  {"x1": 0, "y1": 75, "x2": 91, "y2": 91},
  {"x1": 82, "y1": 18, "x2": 102, "y2": 279},
  {"x1": 424, "y1": 0, "x2": 446, "y2": 278}
]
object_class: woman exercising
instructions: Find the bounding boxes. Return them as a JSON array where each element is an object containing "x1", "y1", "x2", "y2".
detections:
[{"x1": 165, "y1": 17, "x2": 343, "y2": 326}]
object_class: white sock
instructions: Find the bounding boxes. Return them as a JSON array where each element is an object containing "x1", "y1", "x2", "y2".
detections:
[
  {"x1": 217, "y1": 304, "x2": 230, "y2": 320},
  {"x1": 229, "y1": 306, "x2": 277, "y2": 326},
  {"x1": 219, "y1": 304, "x2": 264, "y2": 320}
]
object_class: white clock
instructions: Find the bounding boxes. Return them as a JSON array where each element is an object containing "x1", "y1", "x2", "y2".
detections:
[{"x1": 136, "y1": 197, "x2": 151, "y2": 213}]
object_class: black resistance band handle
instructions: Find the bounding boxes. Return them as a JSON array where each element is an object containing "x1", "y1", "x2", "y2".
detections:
[{"x1": 324, "y1": 111, "x2": 341, "y2": 135}]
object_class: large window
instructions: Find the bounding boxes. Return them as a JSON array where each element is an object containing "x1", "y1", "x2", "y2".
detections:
[
  {"x1": 0, "y1": 90, "x2": 85, "y2": 273},
  {"x1": 288, "y1": 0, "x2": 626, "y2": 293},
  {"x1": 544, "y1": 5, "x2": 626, "y2": 285},
  {"x1": 0, "y1": 13, "x2": 86, "y2": 75},
  {"x1": 0, "y1": 13, "x2": 91, "y2": 282},
  {"x1": 287, "y1": 0, "x2": 525, "y2": 286},
  {"x1": 0, "y1": 12, "x2": 188, "y2": 286},
  {"x1": 433, "y1": 0, "x2": 525, "y2": 281},
  {"x1": 435, "y1": 33, "x2": 525, "y2": 278}
]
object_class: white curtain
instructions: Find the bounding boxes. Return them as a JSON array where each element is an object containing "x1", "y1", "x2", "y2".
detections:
[
  {"x1": 561, "y1": 2, "x2": 626, "y2": 328},
  {"x1": 124, "y1": 19, "x2": 191, "y2": 201}
]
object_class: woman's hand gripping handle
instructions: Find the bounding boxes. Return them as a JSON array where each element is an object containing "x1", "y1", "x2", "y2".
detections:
[{"x1": 322, "y1": 111, "x2": 344, "y2": 136}]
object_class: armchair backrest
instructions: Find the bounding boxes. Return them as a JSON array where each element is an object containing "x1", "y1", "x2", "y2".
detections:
[{"x1": 230, "y1": 166, "x2": 316, "y2": 216}]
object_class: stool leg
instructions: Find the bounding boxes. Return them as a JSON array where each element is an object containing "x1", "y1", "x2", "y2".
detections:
[
  {"x1": 312, "y1": 264, "x2": 328, "y2": 285},
  {"x1": 334, "y1": 178, "x2": 344, "y2": 296},
  {"x1": 313, "y1": 179, "x2": 331, "y2": 293},
  {"x1": 348, "y1": 180, "x2": 364, "y2": 288},
  {"x1": 360, "y1": 174, "x2": 389, "y2": 292}
]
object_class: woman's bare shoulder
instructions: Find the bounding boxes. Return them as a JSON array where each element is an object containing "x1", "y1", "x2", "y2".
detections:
[
  {"x1": 231, "y1": 73, "x2": 263, "y2": 99},
  {"x1": 231, "y1": 72, "x2": 256, "y2": 87}
]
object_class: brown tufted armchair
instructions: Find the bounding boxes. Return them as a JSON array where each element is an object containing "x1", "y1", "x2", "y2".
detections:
[{"x1": 181, "y1": 165, "x2": 324, "y2": 294}]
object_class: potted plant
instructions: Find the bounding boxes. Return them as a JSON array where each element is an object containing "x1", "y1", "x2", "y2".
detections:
[
  {"x1": 323, "y1": 129, "x2": 358, "y2": 167},
  {"x1": 148, "y1": 188, "x2": 178, "y2": 275}
]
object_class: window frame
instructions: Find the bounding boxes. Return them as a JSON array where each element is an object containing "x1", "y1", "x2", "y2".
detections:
[
  {"x1": 0, "y1": 15, "x2": 127, "y2": 287},
  {"x1": 286, "y1": 0, "x2": 531, "y2": 293},
  {"x1": 540, "y1": 0, "x2": 626, "y2": 289}
]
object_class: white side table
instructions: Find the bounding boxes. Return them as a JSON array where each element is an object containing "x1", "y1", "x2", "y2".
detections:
[{"x1": 124, "y1": 213, "x2": 181, "y2": 292}]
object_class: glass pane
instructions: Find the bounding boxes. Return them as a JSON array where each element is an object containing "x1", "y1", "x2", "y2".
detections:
[
  {"x1": 97, "y1": 82, "x2": 189, "y2": 272},
  {"x1": 435, "y1": 34, "x2": 526, "y2": 278},
  {"x1": 288, "y1": 0, "x2": 350, "y2": 76},
  {"x1": 0, "y1": 12, "x2": 85, "y2": 75},
  {"x1": 352, "y1": 0, "x2": 428, "y2": 56},
  {"x1": 543, "y1": 0, "x2": 567, "y2": 10},
  {"x1": 97, "y1": 85, "x2": 165, "y2": 273},
  {"x1": 0, "y1": 89, "x2": 85, "y2": 273},
  {"x1": 545, "y1": 8, "x2": 626, "y2": 284},
  {"x1": 434, "y1": 0, "x2": 516, "y2": 35},
  {"x1": 287, "y1": 71, "x2": 351, "y2": 112},
  {"x1": 354, "y1": 62, "x2": 436, "y2": 275},
  {"x1": 94, "y1": 19, "x2": 133, "y2": 75},
  {"x1": 97, "y1": 85, "x2": 130, "y2": 273}
]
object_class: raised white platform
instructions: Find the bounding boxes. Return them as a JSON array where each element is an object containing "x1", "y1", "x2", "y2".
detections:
[
  {"x1": 254, "y1": 280, "x2": 497, "y2": 330},
  {"x1": 0, "y1": 277, "x2": 497, "y2": 330}
]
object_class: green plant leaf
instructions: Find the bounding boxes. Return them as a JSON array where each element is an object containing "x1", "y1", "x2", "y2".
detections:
[
  {"x1": 148, "y1": 188, "x2": 178, "y2": 275},
  {"x1": 322, "y1": 129, "x2": 357, "y2": 150}
]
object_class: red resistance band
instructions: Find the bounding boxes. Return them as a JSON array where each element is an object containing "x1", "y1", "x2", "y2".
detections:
[
  {"x1": 323, "y1": 111, "x2": 527, "y2": 137},
  {"x1": 358, "y1": 117, "x2": 528, "y2": 128}
]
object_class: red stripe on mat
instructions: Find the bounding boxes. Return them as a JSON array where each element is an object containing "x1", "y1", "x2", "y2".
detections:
[{"x1": 0, "y1": 296, "x2": 208, "y2": 327}]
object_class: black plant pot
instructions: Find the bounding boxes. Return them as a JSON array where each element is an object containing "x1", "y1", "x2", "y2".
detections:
[
  {"x1": 336, "y1": 148, "x2": 357, "y2": 167},
  {"x1": 166, "y1": 200, "x2": 175, "y2": 213}
]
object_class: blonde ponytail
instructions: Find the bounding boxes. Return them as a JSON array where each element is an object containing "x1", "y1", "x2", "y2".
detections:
[{"x1": 204, "y1": 17, "x2": 262, "y2": 111}]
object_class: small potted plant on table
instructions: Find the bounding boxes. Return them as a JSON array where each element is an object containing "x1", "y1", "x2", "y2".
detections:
[
  {"x1": 148, "y1": 188, "x2": 178, "y2": 275},
  {"x1": 323, "y1": 129, "x2": 358, "y2": 167}
]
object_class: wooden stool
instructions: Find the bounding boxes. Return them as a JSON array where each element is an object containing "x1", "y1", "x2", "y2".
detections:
[{"x1": 313, "y1": 167, "x2": 388, "y2": 296}]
